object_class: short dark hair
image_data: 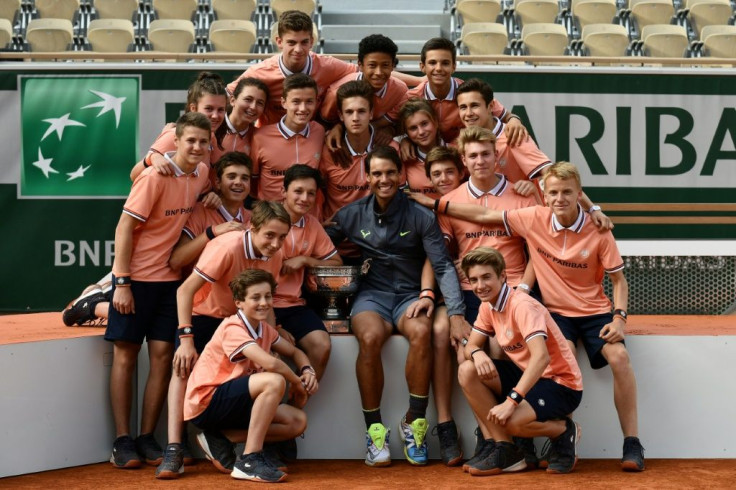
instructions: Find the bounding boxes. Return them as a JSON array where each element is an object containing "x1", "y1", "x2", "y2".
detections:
[
  {"x1": 231, "y1": 77, "x2": 270, "y2": 102},
  {"x1": 284, "y1": 163, "x2": 323, "y2": 190},
  {"x1": 336, "y1": 80, "x2": 375, "y2": 112},
  {"x1": 364, "y1": 145, "x2": 402, "y2": 175},
  {"x1": 215, "y1": 151, "x2": 252, "y2": 179},
  {"x1": 358, "y1": 34, "x2": 398, "y2": 65},
  {"x1": 277, "y1": 10, "x2": 313, "y2": 38},
  {"x1": 230, "y1": 269, "x2": 277, "y2": 301},
  {"x1": 425, "y1": 146, "x2": 463, "y2": 179},
  {"x1": 461, "y1": 246, "x2": 506, "y2": 278},
  {"x1": 420, "y1": 37, "x2": 456, "y2": 64},
  {"x1": 456, "y1": 78, "x2": 494, "y2": 105},
  {"x1": 282, "y1": 72, "x2": 318, "y2": 99},
  {"x1": 251, "y1": 200, "x2": 291, "y2": 230},
  {"x1": 175, "y1": 111, "x2": 210, "y2": 138}
]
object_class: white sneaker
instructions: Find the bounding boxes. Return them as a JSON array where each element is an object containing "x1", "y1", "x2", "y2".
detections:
[{"x1": 365, "y1": 423, "x2": 391, "y2": 467}]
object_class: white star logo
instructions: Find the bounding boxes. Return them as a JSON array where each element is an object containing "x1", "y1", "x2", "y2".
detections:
[
  {"x1": 32, "y1": 147, "x2": 59, "y2": 178},
  {"x1": 81, "y1": 90, "x2": 126, "y2": 128},
  {"x1": 41, "y1": 113, "x2": 86, "y2": 141},
  {"x1": 66, "y1": 164, "x2": 91, "y2": 181}
]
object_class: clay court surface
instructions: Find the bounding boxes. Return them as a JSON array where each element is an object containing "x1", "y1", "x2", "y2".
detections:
[{"x1": 3, "y1": 458, "x2": 736, "y2": 488}]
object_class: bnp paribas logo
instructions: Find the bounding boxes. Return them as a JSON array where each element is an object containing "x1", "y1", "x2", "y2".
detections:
[{"x1": 20, "y1": 76, "x2": 139, "y2": 198}]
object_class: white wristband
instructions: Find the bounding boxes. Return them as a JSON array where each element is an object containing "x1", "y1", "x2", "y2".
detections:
[{"x1": 517, "y1": 283, "x2": 530, "y2": 292}]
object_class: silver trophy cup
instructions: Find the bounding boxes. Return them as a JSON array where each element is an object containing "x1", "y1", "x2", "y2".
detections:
[{"x1": 305, "y1": 265, "x2": 364, "y2": 320}]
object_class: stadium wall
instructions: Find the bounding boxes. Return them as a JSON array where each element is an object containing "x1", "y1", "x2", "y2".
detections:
[{"x1": 0, "y1": 63, "x2": 734, "y2": 312}]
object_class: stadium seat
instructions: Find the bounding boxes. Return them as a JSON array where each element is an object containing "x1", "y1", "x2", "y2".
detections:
[
  {"x1": 701, "y1": 24, "x2": 736, "y2": 57},
  {"x1": 26, "y1": 18, "x2": 73, "y2": 51},
  {"x1": 93, "y1": 0, "x2": 139, "y2": 21},
  {"x1": 456, "y1": 0, "x2": 503, "y2": 24},
  {"x1": 573, "y1": 0, "x2": 618, "y2": 29},
  {"x1": 87, "y1": 18, "x2": 134, "y2": 52},
  {"x1": 151, "y1": 0, "x2": 198, "y2": 20},
  {"x1": 641, "y1": 24, "x2": 689, "y2": 56},
  {"x1": 0, "y1": 17, "x2": 11, "y2": 47},
  {"x1": 582, "y1": 23, "x2": 630, "y2": 55},
  {"x1": 147, "y1": 19, "x2": 195, "y2": 53},
  {"x1": 212, "y1": 0, "x2": 258, "y2": 21},
  {"x1": 630, "y1": 0, "x2": 676, "y2": 30},
  {"x1": 271, "y1": 0, "x2": 316, "y2": 18},
  {"x1": 0, "y1": 0, "x2": 20, "y2": 23},
  {"x1": 270, "y1": 21, "x2": 319, "y2": 46},
  {"x1": 522, "y1": 22, "x2": 570, "y2": 54},
  {"x1": 515, "y1": 0, "x2": 561, "y2": 25},
  {"x1": 209, "y1": 19, "x2": 257, "y2": 53},
  {"x1": 461, "y1": 22, "x2": 509, "y2": 55},
  {"x1": 34, "y1": 0, "x2": 79, "y2": 22},
  {"x1": 686, "y1": 0, "x2": 733, "y2": 38}
]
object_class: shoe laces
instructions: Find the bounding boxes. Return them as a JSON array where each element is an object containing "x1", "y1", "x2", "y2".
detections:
[{"x1": 623, "y1": 438, "x2": 645, "y2": 457}]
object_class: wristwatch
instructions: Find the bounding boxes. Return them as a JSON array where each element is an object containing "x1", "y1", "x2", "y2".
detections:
[{"x1": 588, "y1": 204, "x2": 602, "y2": 213}]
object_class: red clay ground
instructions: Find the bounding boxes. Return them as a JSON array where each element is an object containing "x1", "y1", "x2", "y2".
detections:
[{"x1": 3, "y1": 459, "x2": 736, "y2": 489}]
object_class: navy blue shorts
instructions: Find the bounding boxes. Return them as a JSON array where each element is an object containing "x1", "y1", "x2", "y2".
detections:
[
  {"x1": 351, "y1": 289, "x2": 418, "y2": 327},
  {"x1": 174, "y1": 315, "x2": 222, "y2": 353},
  {"x1": 494, "y1": 360, "x2": 582, "y2": 422},
  {"x1": 551, "y1": 312, "x2": 622, "y2": 370},
  {"x1": 275, "y1": 305, "x2": 327, "y2": 342},
  {"x1": 463, "y1": 290, "x2": 481, "y2": 324},
  {"x1": 190, "y1": 376, "x2": 254, "y2": 431},
  {"x1": 105, "y1": 276, "x2": 180, "y2": 344}
]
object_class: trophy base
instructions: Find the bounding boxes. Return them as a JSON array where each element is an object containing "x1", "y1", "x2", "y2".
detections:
[{"x1": 323, "y1": 319, "x2": 350, "y2": 334}]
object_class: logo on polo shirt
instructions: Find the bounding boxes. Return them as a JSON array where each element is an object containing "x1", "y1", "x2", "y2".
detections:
[
  {"x1": 580, "y1": 249, "x2": 590, "y2": 258},
  {"x1": 19, "y1": 76, "x2": 139, "y2": 198}
]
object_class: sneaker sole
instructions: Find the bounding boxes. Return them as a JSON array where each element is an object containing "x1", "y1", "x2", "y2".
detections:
[
  {"x1": 109, "y1": 455, "x2": 142, "y2": 469},
  {"x1": 144, "y1": 456, "x2": 163, "y2": 466},
  {"x1": 155, "y1": 467, "x2": 184, "y2": 479},
  {"x1": 196, "y1": 433, "x2": 232, "y2": 474},
  {"x1": 621, "y1": 460, "x2": 645, "y2": 472},
  {"x1": 468, "y1": 458, "x2": 527, "y2": 476},
  {"x1": 231, "y1": 468, "x2": 287, "y2": 482},
  {"x1": 444, "y1": 453, "x2": 463, "y2": 467},
  {"x1": 364, "y1": 458, "x2": 392, "y2": 467}
]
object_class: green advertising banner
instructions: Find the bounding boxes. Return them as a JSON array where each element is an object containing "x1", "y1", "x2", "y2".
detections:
[{"x1": 0, "y1": 65, "x2": 733, "y2": 312}]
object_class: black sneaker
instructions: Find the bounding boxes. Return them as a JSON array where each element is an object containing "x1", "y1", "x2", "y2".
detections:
[
  {"x1": 63, "y1": 290, "x2": 105, "y2": 326},
  {"x1": 110, "y1": 435, "x2": 143, "y2": 469},
  {"x1": 434, "y1": 420, "x2": 463, "y2": 466},
  {"x1": 462, "y1": 437, "x2": 496, "y2": 473},
  {"x1": 155, "y1": 443, "x2": 184, "y2": 479},
  {"x1": 262, "y1": 443, "x2": 288, "y2": 472},
  {"x1": 621, "y1": 436, "x2": 646, "y2": 472},
  {"x1": 197, "y1": 430, "x2": 236, "y2": 474},
  {"x1": 468, "y1": 441, "x2": 527, "y2": 476},
  {"x1": 135, "y1": 433, "x2": 163, "y2": 465},
  {"x1": 547, "y1": 418, "x2": 581, "y2": 474},
  {"x1": 181, "y1": 436, "x2": 196, "y2": 466},
  {"x1": 538, "y1": 438, "x2": 551, "y2": 469},
  {"x1": 274, "y1": 437, "x2": 298, "y2": 462},
  {"x1": 231, "y1": 451, "x2": 287, "y2": 483},
  {"x1": 513, "y1": 436, "x2": 539, "y2": 470}
]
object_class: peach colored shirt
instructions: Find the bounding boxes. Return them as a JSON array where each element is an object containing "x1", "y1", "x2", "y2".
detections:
[
  {"x1": 274, "y1": 214, "x2": 338, "y2": 308},
  {"x1": 439, "y1": 175, "x2": 535, "y2": 287},
  {"x1": 184, "y1": 310, "x2": 280, "y2": 420},
  {"x1": 320, "y1": 72, "x2": 409, "y2": 124},
  {"x1": 403, "y1": 144, "x2": 442, "y2": 200},
  {"x1": 474, "y1": 284, "x2": 583, "y2": 391},
  {"x1": 182, "y1": 203, "x2": 250, "y2": 240},
  {"x1": 192, "y1": 230, "x2": 284, "y2": 318},
  {"x1": 489, "y1": 118, "x2": 551, "y2": 184},
  {"x1": 123, "y1": 155, "x2": 209, "y2": 281},
  {"x1": 503, "y1": 205, "x2": 625, "y2": 316},
  {"x1": 251, "y1": 118, "x2": 324, "y2": 207},
  {"x1": 218, "y1": 113, "x2": 256, "y2": 157},
  {"x1": 228, "y1": 53, "x2": 358, "y2": 126}
]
